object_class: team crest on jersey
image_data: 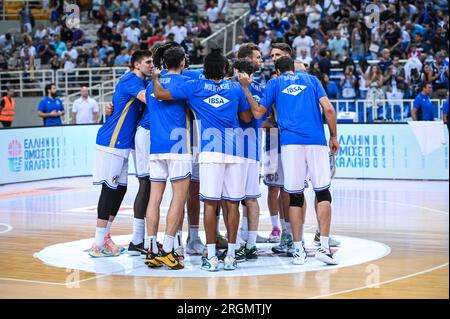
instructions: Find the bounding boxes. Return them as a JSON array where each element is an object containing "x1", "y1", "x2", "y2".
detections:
[
  {"x1": 112, "y1": 175, "x2": 120, "y2": 185},
  {"x1": 282, "y1": 84, "x2": 307, "y2": 96},
  {"x1": 203, "y1": 94, "x2": 229, "y2": 108},
  {"x1": 253, "y1": 95, "x2": 261, "y2": 102}
]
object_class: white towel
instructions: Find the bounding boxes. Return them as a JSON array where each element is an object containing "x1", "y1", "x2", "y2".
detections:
[{"x1": 408, "y1": 121, "x2": 447, "y2": 155}]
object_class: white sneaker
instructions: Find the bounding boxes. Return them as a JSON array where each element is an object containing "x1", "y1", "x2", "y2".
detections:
[
  {"x1": 314, "y1": 230, "x2": 341, "y2": 247},
  {"x1": 200, "y1": 255, "x2": 220, "y2": 272},
  {"x1": 186, "y1": 237, "x2": 205, "y2": 254},
  {"x1": 315, "y1": 247, "x2": 339, "y2": 265},
  {"x1": 292, "y1": 249, "x2": 307, "y2": 265},
  {"x1": 256, "y1": 234, "x2": 269, "y2": 243},
  {"x1": 223, "y1": 255, "x2": 237, "y2": 271}
]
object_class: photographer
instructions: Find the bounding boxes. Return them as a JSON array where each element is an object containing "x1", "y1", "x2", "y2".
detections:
[{"x1": 339, "y1": 65, "x2": 356, "y2": 99}]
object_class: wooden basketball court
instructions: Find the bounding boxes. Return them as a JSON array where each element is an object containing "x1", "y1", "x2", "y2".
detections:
[{"x1": 0, "y1": 177, "x2": 448, "y2": 299}]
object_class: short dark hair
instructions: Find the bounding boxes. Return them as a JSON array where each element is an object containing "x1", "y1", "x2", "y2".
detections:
[
  {"x1": 271, "y1": 43, "x2": 293, "y2": 57},
  {"x1": 237, "y1": 43, "x2": 261, "y2": 59},
  {"x1": 419, "y1": 81, "x2": 432, "y2": 91},
  {"x1": 153, "y1": 41, "x2": 184, "y2": 69},
  {"x1": 204, "y1": 48, "x2": 227, "y2": 80},
  {"x1": 274, "y1": 56, "x2": 295, "y2": 74},
  {"x1": 130, "y1": 50, "x2": 152, "y2": 70},
  {"x1": 233, "y1": 59, "x2": 254, "y2": 76},
  {"x1": 163, "y1": 46, "x2": 186, "y2": 69},
  {"x1": 45, "y1": 83, "x2": 56, "y2": 95}
]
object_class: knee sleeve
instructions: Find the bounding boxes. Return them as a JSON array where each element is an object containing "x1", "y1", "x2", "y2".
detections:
[
  {"x1": 241, "y1": 199, "x2": 246, "y2": 207},
  {"x1": 289, "y1": 193, "x2": 304, "y2": 207},
  {"x1": 315, "y1": 189, "x2": 332, "y2": 203},
  {"x1": 97, "y1": 184, "x2": 114, "y2": 220},
  {"x1": 110, "y1": 185, "x2": 127, "y2": 217}
]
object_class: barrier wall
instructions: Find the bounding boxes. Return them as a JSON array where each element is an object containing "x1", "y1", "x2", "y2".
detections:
[{"x1": 1, "y1": 124, "x2": 448, "y2": 184}]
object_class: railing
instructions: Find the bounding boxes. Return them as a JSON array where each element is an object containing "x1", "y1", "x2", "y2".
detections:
[
  {"x1": 1, "y1": 0, "x2": 47, "y2": 21},
  {"x1": 0, "y1": 69, "x2": 54, "y2": 97},
  {"x1": 330, "y1": 98, "x2": 446, "y2": 123}
]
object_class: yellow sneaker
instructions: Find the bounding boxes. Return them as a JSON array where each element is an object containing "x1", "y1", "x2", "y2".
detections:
[
  {"x1": 155, "y1": 250, "x2": 185, "y2": 270},
  {"x1": 144, "y1": 250, "x2": 164, "y2": 268}
]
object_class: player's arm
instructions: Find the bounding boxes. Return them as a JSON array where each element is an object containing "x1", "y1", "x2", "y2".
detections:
[
  {"x1": 412, "y1": 98, "x2": 420, "y2": 121},
  {"x1": 136, "y1": 90, "x2": 146, "y2": 104},
  {"x1": 152, "y1": 68, "x2": 174, "y2": 101},
  {"x1": 72, "y1": 112, "x2": 77, "y2": 124},
  {"x1": 238, "y1": 73, "x2": 267, "y2": 119},
  {"x1": 319, "y1": 96, "x2": 339, "y2": 154}
]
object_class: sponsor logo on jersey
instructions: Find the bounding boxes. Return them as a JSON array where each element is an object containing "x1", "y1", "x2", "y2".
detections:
[
  {"x1": 203, "y1": 94, "x2": 230, "y2": 108},
  {"x1": 281, "y1": 84, "x2": 307, "y2": 96}
]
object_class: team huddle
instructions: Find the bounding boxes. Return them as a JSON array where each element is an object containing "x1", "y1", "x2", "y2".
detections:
[{"x1": 89, "y1": 40, "x2": 340, "y2": 271}]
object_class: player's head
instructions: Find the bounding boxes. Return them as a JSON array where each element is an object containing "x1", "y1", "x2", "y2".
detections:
[
  {"x1": 232, "y1": 59, "x2": 255, "y2": 77},
  {"x1": 45, "y1": 83, "x2": 57, "y2": 98},
  {"x1": 420, "y1": 81, "x2": 432, "y2": 95},
  {"x1": 163, "y1": 46, "x2": 187, "y2": 70},
  {"x1": 204, "y1": 48, "x2": 228, "y2": 81},
  {"x1": 274, "y1": 56, "x2": 295, "y2": 75},
  {"x1": 237, "y1": 43, "x2": 263, "y2": 71},
  {"x1": 130, "y1": 50, "x2": 153, "y2": 77},
  {"x1": 270, "y1": 43, "x2": 293, "y2": 62},
  {"x1": 153, "y1": 41, "x2": 188, "y2": 70}
]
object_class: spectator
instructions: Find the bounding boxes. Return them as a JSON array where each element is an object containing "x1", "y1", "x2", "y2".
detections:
[
  {"x1": 38, "y1": 36, "x2": 56, "y2": 65},
  {"x1": 366, "y1": 64, "x2": 385, "y2": 103},
  {"x1": 148, "y1": 29, "x2": 166, "y2": 47},
  {"x1": 98, "y1": 39, "x2": 114, "y2": 61},
  {"x1": 114, "y1": 47, "x2": 130, "y2": 66},
  {"x1": 61, "y1": 42, "x2": 78, "y2": 80},
  {"x1": 305, "y1": 0, "x2": 322, "y2": 30},
  {"x1": 350, "y1": 21, "x2": 365, "y2": 60},
  {"x1": 323, "y1": 0, "x2": 340, "y2": 17},
  {"x1": 328, "y1": 30, "x2": 349, "y2": 59},
  {"x1": 207, "y1": 1, "x2": 220, "y2": 23},
  {"x1": 321, "y1": 73, "x2": 339, "y2": 99},
  {"x1": 258, "y1": 33, "x2": 272, "y2": 59},
  {"x1": 292, "y1": 27, "x2": 314, "y2": 58},
  {"x1": 412, "y1": 82, "x2": 434, "y2": 121},
  {"x1": 233, "y1": 35, "x2": 244, "y2": 57},
  {"x1": 283, "y1": 25, "x2": 297, "y2": 48},
  {"x1": 87, "y1": 49, "x2": 102, "y2": 68},
  {"x1": 218, "y1": 0, "x2": 229, "y2": 22},
  {"x1": 124, "y1": 21, "x2": 141, "y2": 48},
  {"x1": 21, "y1": 46, "x2": 35, "y2": 78},
  {"x1": 309, "y1": 60, "x2": 321, "y2": 77},
  {"x1": 318, "y1": 49, "x2": 332, "y2": 75},
  {"x1": 52, "y1": 35, "x2": 67, "y2": 58},
  {"x1": 189, "y1": 37, "x2": 205, "y2": 65},
  {"x1": 72, "y1": 86, "x2": 99, "y2": 124},
  {"x1": 47, "y1": 20, "x2": 61, "y2": 41},
  {"x1": 20, "y1": 35, "x2": 36, "y2": 58},
  {"x1": 432, "y1": 22, "x2": 449, "y2": 53},
  {"x1": 0, "y1": 87, "x2": 15, "y2": 128},
  {"x1": 356, "y1": 59, "x2": 370, "y2": 98},
  {"x1": 0, "y1": 33, "x2": 15, "y2": 57},
  {"x1": 110, "y1": 26, "x2": 123, "y2": 54},
  {"x1": 20, "y1": 4, "x2": 34, "y2": 34},
  {"x1": 340, "y1": 65, "x2": 357, "y2": 99},
  {"x1": 0, "y1": 53, "x2": 7, "y2": 70},
  {"x1": 297, "y1": 48, "x2": 312, "y2": 68},
  {"x1": 181, "y1": 32, "x2": 194, "y2": 56},
  {"x1": 34, "y1": 23, "x2": 48, "y2": 43},
  {"x1": 50, "y1": 2, "x2": 59, "y2": 23},
  {"x1": 170, "y1": 19, "x2": 188, "y2": 44},
  {"x1": 383, "y1": 20, "x2": 402, "y2": 57},
  {"x1": 186, "y1": 0, "x2": 199, "y2": 16},
  {"x1": 8, "y1": 50, "x2": 21, "y2": 71},
  {"x1": 383, "y1": 55, "x2": 406, "y2": 99},
  {"x1": 293, "y1": 0, "x2": 307, "y2": 27},
  {"x1": 431, "y1": 51, "x2": 449, "y2": 99},
  {"x1": 60, "y1": 22, "x2": 74, "y2": 44},
  {"x1": 37, "y1": 83, "x2": 65, "y2": 126},
  {"x1": 378, "y1": 49, "x2": 392, "y2": 73}
]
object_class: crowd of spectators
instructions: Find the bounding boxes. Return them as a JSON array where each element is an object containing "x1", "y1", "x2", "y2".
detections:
[{"x1": 237, "y1": 0, "x2": 449, "y2": 100}]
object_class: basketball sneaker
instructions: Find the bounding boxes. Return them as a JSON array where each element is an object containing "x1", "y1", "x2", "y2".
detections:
[
  {"x1": 174, "y1": 245, "x2": 185, "y2": 261},
  {"x1": 216, "y1": 233, "x2": 228, "y2": 249},
  {"x1": 292, "y1": 249, "x2": 307, "y2": 265},
  {"x1": 268, "y1": 227, "x2": 281, "y2": 243},
  {"x1": 144, "y1": 250, "x2": 163, "y2": 268},
  {"x1": 235, "y1": 245, "x2": 247, "y2": 263},
  {"x1": 223, "y1": 255, "x2": 237, "y2": 271},
  {"x1": 89, "y1": 243, "x2": 120, "y2": 258},
  {"x1": 256, "y1": 233, "x2": 269, "y2": 243},
  {"x1": 127, "y1": 241, "x2": 146, "y2": 256},
  {"x1": 245, "y1": 245, "x2": 258, "y2": 261},
  {"x1": 286, "y1": 240, "x2": 295, "y2": 257},
  {"x1": 315, "y1": 247, "x2": 339, "y2": 265},
  {"x1": 217, "y1": 249, "x2": 227, "y2": 262},
  {"x1": 105, "y1": 233, "x2": 125, "y2": 254},
  {"x1": 155, "y1": 250, "x2": 184, "y2": 270},
  {"x1": 314, "y1": 230, "x2": 341, "y2": 247},
  {"x1": 200, "y1": 255, "x2": 220, "y2": 272},
  {"x1": 186, "y1": 237, "x2": 205, "y2": 255},
  {"x1": 272, "y1": 233, "x2": 290, "y2": 254}
]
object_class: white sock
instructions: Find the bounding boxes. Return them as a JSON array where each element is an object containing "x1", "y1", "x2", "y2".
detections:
[
  {"x1": 247, "y1": 231, "x2": 257, "y2": 248},
  {"x1": 320, "y1": 236, "x2": 330, "y2": 250},
  {"x1": 94, "y1": 227, "x2": 107, "y2": 246},
  {"x1": 189, "y1": 226, "x2": 199, "y2": 240},
  {"x1": 280, "y1": 219, "x2": 286, "y2": 232},
  {"x1": 131, "y1": 218, "x2": 145, "y2": 245},
  {"x1": 237, "y1": 229, "x2": 246, "y2": 246},
  {"x1": 301, "y1": 225, "x2": 305, "y2": 244},
  {"x1": 207, "y1": 244, "x2": 216, "y2": 259},
  {"x1": 163, "y1": 234, "x2": 175, "y2": 252},
  {"x1": 270, "y1": 215, "x2": 279, "y2": 228},
  {"x1": 286, "y1": 222, "x2": 292, "y2": 235},
  {"x1": 241, "y1": 216, "x2": 248, "y2": 232},
  {"x1": 227, "y1": 243, "x2": 236, "y2": 257},
  {"x1": 294, "y1": 241, "x2": 304, "y2": 252},
  {"x1": 149, "y1": 235, "x2": 158, "y2": 253},
  {"x1": 174, "y1": 230, "x2": 182, "y2": 249},
  {"x1": 143, "y1": 218, "x2": 149, "y2": 249},
  {"x1": 106, "y1": 221, "x2": 113, "y2": 234}
]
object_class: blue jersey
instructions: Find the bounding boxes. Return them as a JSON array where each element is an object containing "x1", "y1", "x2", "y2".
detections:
[
  {"x1": 161, "y1": 68, "x2": 205, "y2": 80},
  {"x1": 137, "y1": 103, "x2": 150, "y2": 130},
  {"x1": 169, "y1": 79, "x2": 250, "y2": 159},
  {"x1": 239, "y1": 81, "x2": 264, "y2": 161},
  {"x1": 38, "y1": 97, "x2": 64, "y2": 126},
  {"x1": 260, "y1": 72, "x2": 327, "y2": 146},
  {"x1": 413, "y1": 93, "x2": 434, "y2": 121},
  {"x1": 443, "y1": 98, "x2": 449, "y2": 116},
  {"x1": 147, "y1": 73, "x2": 191, "y2": 156},
  {"x1": 96, "y1": 72, "x2": 146, "y2": 149}
]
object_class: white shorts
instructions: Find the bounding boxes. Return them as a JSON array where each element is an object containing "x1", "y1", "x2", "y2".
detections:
[
  {"x1": 199, "y1": 163, "x2": 247, "y2": 201},
  {"x1": 93, "y1": 148, "x2": 129, "y2": 189},
  {"x1": 281, "y1": 145, "x2": 331, "y2": 193},
  {"x1": 133, "y1": 127, "x2": 150, "y2": 178},
  {"x1": 245, "y1": 160, "x2": 261, "y2": 198},
  {"x1": 263, "y1": 154, "x2": 284, "y2": 188},
  {"x1": 149, "y1": 159, "x2": 192, "y2": 182}
]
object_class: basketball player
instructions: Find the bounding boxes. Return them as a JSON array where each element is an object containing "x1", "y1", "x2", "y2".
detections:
[
  {"x1": 143, "y1": 45, "x2": 192, "y2": 270},
  {"x1": 239, "y1": 56, "x2": 340, "y2": 265},
  {"x1": 90, "y1": 50, "x2": 152, "y2": 257},
  {"x1": 152, "y1": 48, "x2": 252, "y2": 271}
]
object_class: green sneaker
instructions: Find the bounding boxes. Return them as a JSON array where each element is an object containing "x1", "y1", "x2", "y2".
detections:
[{"x1": 245, "y1": 245, "x2": 258, "y2": 261}]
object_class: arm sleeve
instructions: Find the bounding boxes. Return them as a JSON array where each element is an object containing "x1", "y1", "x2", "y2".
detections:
[
  {"x1": 169, "y1": 80, "x2": 196, "y2": 100},
  {"x1": 259, "y1": 79, "x2": 276, "y2": 112}
]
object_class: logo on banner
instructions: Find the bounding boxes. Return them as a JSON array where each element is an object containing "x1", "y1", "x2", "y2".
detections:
[{"x1": 8, "y1": 140, "x2": 23, "y2": 172}]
